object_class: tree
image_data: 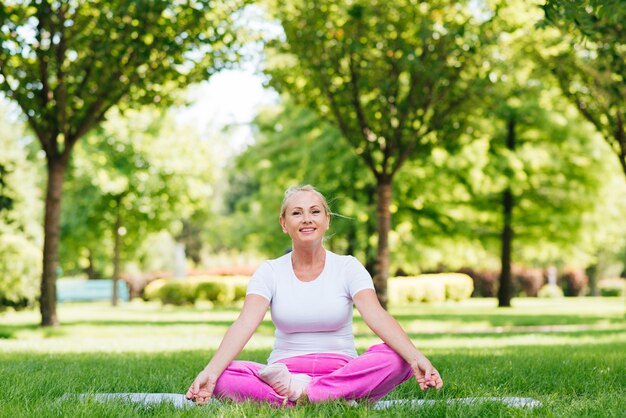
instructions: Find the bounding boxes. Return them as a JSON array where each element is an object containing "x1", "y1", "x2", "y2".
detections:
[
  {"x1": 0, "y1": 0, "x2": 244, "y2": 325},
  {"x1": 225, "y1": 100, "x2": 378, "y2": 266},
  {"x1": 61, "y1": 107, "x2": 219, "y2": 304},
  {"x1": 542, "y1": 0, "x2": 626, "y2": 177},
  {"x1": 264, "y1": 0, "x2": 495, "y2": 308}
]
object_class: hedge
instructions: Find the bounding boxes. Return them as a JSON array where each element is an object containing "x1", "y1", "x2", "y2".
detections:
[
  {"x1": 388, "y1": 273, "x2": 474, "y2": 304},
  {"x1": 146, "y1": 273, "x2": 474, "y2": 306},
  {"x1": 143, "y1": 275, "x2": 249, "y2": 306},
  {"x1": 598, "y1": 278, "x2": 625, "y2": 297}
]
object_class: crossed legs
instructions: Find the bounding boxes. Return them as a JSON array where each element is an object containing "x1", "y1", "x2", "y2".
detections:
[{"x1": 212, "y1": 343, "x2": 413, "y2": 406}]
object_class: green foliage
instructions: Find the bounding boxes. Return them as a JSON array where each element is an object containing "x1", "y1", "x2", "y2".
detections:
[
  {"x1": 0, "y1": 232, "x2": 41, "y2": 309},
  {"x1": 388, "y1": 273, "x2": 473, "y2": 305},
  {"x1": 225, "y1": 100, "x2": 376, "y2": 262},
  {"x1": 0, "y1": 104, "x2": 42, "y2": 309},
  {"x1": 0, "y1": 0, "x2": 248, "y2": 325},
  {"x1": 542, "y1": 0, "x2": 626, "y2": 175},
  {"x1": 158, "y1": 281, "x2": 198, "y2": 306},
  {"x1": 0, "y1": 0, "x2": 244, "y2": 140},
  {"x1": 265, "y1": 0, "x2": 495, "y2": 177},
  {"x1": 537, "y1": 284, "x2": 564, "y2": 299},
  {"x1": 598, "y1": 278, "x2": 625, "y2": 297},
  {"x1": 60, "y1": 107, "x2": 218, "y2": 277},
  {"x1": 145, "y1": 276, "x2": 249, "y2": 306}
]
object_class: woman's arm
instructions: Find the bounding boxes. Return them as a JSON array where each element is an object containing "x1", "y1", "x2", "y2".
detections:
[
  {"x1": 353, "y1": 289, "x2": 443, "y2": 390},
  {"x1": 186, "y1": 294, "x2": 270, "y2": 403}
]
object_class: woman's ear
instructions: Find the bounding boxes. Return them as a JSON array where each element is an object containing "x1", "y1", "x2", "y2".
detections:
[{"x1": 279, "y1": 216, "x2": 287, "y2": 233}]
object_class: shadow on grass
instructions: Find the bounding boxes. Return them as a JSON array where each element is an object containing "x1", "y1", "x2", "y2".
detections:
[
  {"x1": 0, "y1": 320, "x2": 276, "y2": 340},
  {"x1": 355, "y1": 313, "x2": 625, "y2": 327}
]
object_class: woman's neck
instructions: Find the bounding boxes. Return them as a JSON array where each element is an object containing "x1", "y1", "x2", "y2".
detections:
[{"x1": 290, "y1": 244, "x2": 326, "y2": 267}]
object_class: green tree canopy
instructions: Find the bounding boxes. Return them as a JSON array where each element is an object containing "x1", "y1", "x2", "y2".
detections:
[
  {"x1": 0, "y1": 0, "x2": 245, "y2": 325},
  {"x1": 263, "y1": 0, "x2": 496, "y2": 307}
]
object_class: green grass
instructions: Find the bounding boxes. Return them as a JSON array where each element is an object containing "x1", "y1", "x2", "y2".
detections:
[{"x1": 0, "y1": 298, "x2": 624, "y2": 417}]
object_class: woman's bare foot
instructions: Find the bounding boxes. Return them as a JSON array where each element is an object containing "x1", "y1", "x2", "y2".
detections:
[{"x1": 258, "y1": 363, "x2": 311, "y2": 401}]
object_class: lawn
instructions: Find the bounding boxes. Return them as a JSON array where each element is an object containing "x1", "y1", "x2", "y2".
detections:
[{"x1": 0, "y1": 297, "x2": 624, "y2": 417}]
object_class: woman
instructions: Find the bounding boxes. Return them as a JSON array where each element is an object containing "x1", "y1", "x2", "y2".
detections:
[{"x1": 186, "y1": 185, "x2": 443, "y2": 406}]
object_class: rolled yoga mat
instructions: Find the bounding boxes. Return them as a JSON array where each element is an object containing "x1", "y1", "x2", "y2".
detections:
[{"x1": 62, "y1": 393, "x2": 541, "y2": 409}]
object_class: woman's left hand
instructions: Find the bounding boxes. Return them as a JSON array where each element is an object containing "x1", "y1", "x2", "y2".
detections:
[{"x1": 411, "y1": 357, "x2": 443, "y2": 390}]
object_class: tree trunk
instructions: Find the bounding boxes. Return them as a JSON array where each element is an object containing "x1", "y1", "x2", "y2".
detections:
[
  {"x1": 112, "y1": 199, "x2": 122, "y2": 306},
  {"x1": 85, "y1": 248, "x2": 96, "y2": 279},
  {"x1": 374, "y1": 176, "x2": 393, "y2": 310},
  {"x1": 498, "y1": 117, "x2": 516, "y2": 308},
  {"x1": 498, "y1": 187, "x2": 514, "y2": 307},
  {"x1": 40, "y1": 159, "x2": 67, "y2": 326}
]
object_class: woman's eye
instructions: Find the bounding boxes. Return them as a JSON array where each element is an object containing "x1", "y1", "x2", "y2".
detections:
[
  {"x1": 292, "y1": 211, "x2": 301, "y2": 216},
  {"x1": 312, "y1": 210, "x2": 321, "y2": 214}
]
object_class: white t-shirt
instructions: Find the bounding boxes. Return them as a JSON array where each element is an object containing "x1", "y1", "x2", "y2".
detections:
[{"x1": 246, "y1": 250, "x2": 375, "y2": 364}]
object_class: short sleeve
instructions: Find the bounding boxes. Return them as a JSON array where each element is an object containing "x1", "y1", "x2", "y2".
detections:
[
  {"x1": 246, "y1": 261, "x2": 274, "y2": 302},
  {"x1": 345, "y1": 256, "x2": 375, "y2": 298}
]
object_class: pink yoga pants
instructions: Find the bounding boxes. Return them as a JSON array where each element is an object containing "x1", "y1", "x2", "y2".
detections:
[{"x1": 213, "y1": 343, "x2": 414, "y2": 406}]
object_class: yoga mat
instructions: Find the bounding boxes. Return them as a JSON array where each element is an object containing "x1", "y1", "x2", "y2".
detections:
[
  {"x1": 62, "y1": 393, "x2": 541, "y2": 409},
  {"x1": 373, "y1": 397, "x2": 542, "y2": 409}
]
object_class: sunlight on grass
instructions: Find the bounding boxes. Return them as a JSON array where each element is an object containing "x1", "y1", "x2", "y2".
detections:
[{"x1": 1, "y1": 297, "x2": 624, "y2": 354}]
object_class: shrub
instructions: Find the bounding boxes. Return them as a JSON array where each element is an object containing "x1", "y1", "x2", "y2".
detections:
[
  {"x1": 0, "y1": 232, "x2": 40, "y2": 310},
  {"x1": 513, "y1": 265, "x2": 544, "y2": 297},
  {"x1": 598, "y1": 278, "x2": 625, "y2": 297},
  {"x1": 143, "y1": 275, "x2": 251, "y2": 306},
  {"x1": 388, "y1": 273, "x2": 473, "y2": 305},
  {"x1": 458, "y1": 268, "x2": 498, "y2": 297},
  {"x1": 143, "y1": 278, "x2": 167, "y2": 301},
  {"x1": 560, "y1": 268, "x2": 588, "y2": 297},
  {"x1": 538, "y1": 284, "x2": 564, "y2": 298},
  {"x1": 233, "y1": 284, "x2": 247, "y2": 301},
  {"x1": 441, "y1": 274, "x2": 474, "y2": 301},
  {"x1": 195, "y1": 282, "x2": 224, "y2": 302},
  {"x1": 158, "y1": 281, "x2": 197, "y2": 305}
]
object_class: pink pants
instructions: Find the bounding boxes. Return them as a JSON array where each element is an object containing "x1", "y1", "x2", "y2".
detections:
[{"x1": 213, "y1": 343, "x2": 413, "y2": 406}]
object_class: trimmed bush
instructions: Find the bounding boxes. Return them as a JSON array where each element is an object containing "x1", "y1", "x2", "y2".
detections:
[
  {"x1": 388, "y1": 273, "x2": 473, "y2": 305},
  {"x1": 195, "y1": 282, "x2": 225, "y2": 302},
  {"x1": 598, "y1": 278, "x2": 625, "y2": 297},
  {"x1": 143, "y1": 278, "x2": 167, "y2": 301},
  {"x1": 143, "y1": 275, "x2": 251, "y2": 306},
  {"x1": 560, "y1": 268, "x2": 588, "y2": 297},
  {"x1": 158, "y1": 281, "x2": 197, "y2": 305},
  {"x1": 538, "y1": 284, "x2": 564, "y2": 298},
  {"x1": 513, "y1": 265, "x2": 544, "y2": 297}
]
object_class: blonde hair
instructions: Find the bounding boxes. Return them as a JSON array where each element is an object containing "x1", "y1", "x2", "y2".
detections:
[{"x1": 280, "y1": 185, "x2": 330, "y2": 219}]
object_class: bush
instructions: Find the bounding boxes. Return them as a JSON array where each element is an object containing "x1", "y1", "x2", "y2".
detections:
[
  {"x1": 0, "y1": 232, "x2": 40, "y2": 310},
  {"x1": 388, "y1": 273, "x2": 473, "y2": 305},
  {"x1": 537, "y1": 284, "x2": 564, "y2": 298},
  {"x1": 195, "y1": 282, "x2": 225, "y2": 302},
  {"x1": 143, "y1": 278, "x2": 167, "y2": 301},
  {"x1": 158, "y1": 281, "x2": 197, "y2": 305},
  {"x1": 458, "y1": 268, "x2": 498, "y2": 297},
  {"x1": 441, "y1": 274, "x2": 474, "y2": 301},
  {"x1": 513, "y1": 265, "x2": 544, "y2": 297},
  {"x1": 560, "y1": 268, "x2": 588, "y2": 297},
  {"x1": 143, "y1": 275, "x2": 251, "y2": 306},
  {"x1": 598, "y1": 278, "x2": 625, "y2": 297}
]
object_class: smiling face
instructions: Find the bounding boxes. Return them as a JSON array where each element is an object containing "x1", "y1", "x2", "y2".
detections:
[{"x1": 279, "y1": 190, "x2": 330, "y2": 245}]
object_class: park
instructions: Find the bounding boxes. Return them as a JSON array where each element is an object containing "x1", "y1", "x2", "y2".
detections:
[{"x1": 1, "y1": 0, "x2": 625, "y2": 416}]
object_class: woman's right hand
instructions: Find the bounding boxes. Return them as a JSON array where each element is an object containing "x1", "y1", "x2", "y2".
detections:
[{"x1": 186, "y1": 368, "x2": 219, "y2": 405}]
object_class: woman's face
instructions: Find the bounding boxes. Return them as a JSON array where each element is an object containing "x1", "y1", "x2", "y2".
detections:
[{"x1": 280, "y1": 191, "x2": 330, "y2": 244}]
